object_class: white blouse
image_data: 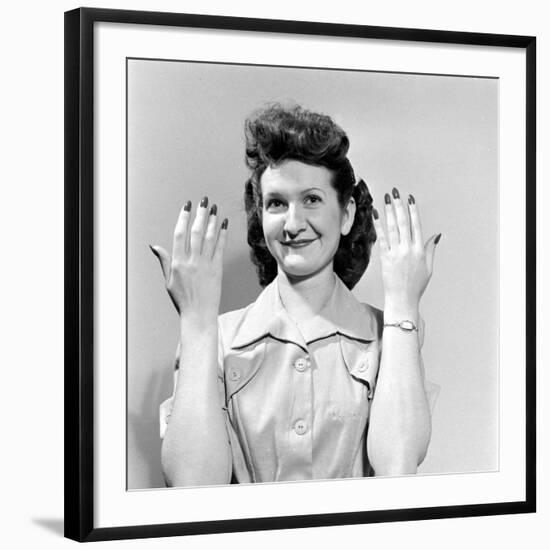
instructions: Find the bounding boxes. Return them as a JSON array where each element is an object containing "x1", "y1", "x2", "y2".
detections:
[{"x1": 160, "y1": 275, "x2": 439, "y2": 483}]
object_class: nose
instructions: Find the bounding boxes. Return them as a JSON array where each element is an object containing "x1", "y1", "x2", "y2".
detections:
[{"x1": 283, "y1": 204, "x2": 307, "y2": 239}]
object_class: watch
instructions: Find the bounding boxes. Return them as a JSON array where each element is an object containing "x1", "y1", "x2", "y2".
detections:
[{"x1": 383, "y1": 320, "x2": 418, "y2": 332}]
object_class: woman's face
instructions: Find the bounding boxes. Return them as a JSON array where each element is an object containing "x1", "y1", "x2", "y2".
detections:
[{"x1": 260, "y1": 160, "x2": 355, "y2": 280}]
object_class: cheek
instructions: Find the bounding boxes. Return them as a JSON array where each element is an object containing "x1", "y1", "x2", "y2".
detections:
[
  {"x1": 261, "y1": 214, "x2": 281, "y2": 242},
  {"x1": 313, "y1": 210, "x2": 344, "y2": 239}
]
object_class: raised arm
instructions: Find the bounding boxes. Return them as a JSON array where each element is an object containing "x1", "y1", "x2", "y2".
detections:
[
  {"x1": 151, "y1": 197, "x2": 232, "y2": 487},
  {"x1": 367, "y1": 189, "x2": 441, "y2": 476}
]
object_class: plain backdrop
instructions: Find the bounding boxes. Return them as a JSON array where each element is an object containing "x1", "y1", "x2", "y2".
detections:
[
  {"x1": 127, "y1": 60, "x2": 498, "y2": 489},
  {"x1": 1, "y1": 0, "x2": 547, "y2": 548}
]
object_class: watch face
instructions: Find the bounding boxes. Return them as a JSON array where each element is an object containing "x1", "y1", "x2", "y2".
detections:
[{"x1": 400, "y1": 321, "x2": 415, "y2": 331}]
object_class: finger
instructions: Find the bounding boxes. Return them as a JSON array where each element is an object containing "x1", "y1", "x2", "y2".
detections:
[
  {"x1": 407, "y1": 194, "x2": 423, "y2": 247},
  {"x1": 150, "y1": 245, "x2": 171, "y2": 282},
  {"x1": 189, "y1": 196, "x2": 210, "y2": 259},
  {"x1": 372, "y1": 209, "x2": 389, "y2": 252},
  {"x1": 425, "y1": 233, "x2": 442, "y2": 273},
  {"x1": 213, "y1": 218, "x2": 229, "y2": 265},
  {"x1": 202, "y1": 204, "x2": 219, "y2": 259},
  {"x1": 384, "y1": 192, "x2": 399, "y2": 248},
  {"x1": 391, "y1": 187, "x2": 410, "y2": 245},
  {"x1": 172, "y1": 200, "x2": 192, "y2": 260}
]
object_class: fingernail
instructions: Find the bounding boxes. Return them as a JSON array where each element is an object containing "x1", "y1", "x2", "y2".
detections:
[
  {"x1": 210, "y1": 204, "x2": 217, "y2": 216},
  {"x1": 392, "y1": 187, "x2": 400, "y2": 199},
  {"x1": 372, "y1": 208, "x2": 379, "y2": 220},
  {"x1": 384, "y1": 193, "x2": 391, "y2": 204},
  {"x1": 221, "y1": 218, "x2": 229, "y2": 230},
  {"x1": 434, "y1": 233, "x2": 442, "y2": 245},
  {"x1": 149, "y1": 244, "x2": 159, "y2": 258},
  {"x1": 408, "y1": 194, "x2": 415, "y2": 205},
  {"x1": 200, "y1": 196, "x2": 208, "y2": 208},
  {"x1": 184, "y1": 200, "x2": 192, "y2": 212}
]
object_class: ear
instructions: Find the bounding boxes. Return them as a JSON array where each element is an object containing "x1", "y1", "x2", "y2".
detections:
[{"x1": 341, "y1": 197, "x2": 356, "y2": 236}]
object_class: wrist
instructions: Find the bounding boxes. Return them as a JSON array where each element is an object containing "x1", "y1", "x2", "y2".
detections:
[
  {"x1": 383, "y1": 299, "x2": 419, "y2": 323},
  {"x1": 179, "y1": 311, "x2": 218, "y2": 333}
]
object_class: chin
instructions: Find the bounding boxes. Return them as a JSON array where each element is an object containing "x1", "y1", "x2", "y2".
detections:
[{"x1": 279, "y1": 259, "x2": 325, "y2": 279}]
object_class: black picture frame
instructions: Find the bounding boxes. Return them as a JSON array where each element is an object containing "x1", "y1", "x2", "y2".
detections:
[{"x1": 65, "y1": 7, "x2": 536, "y2": 542}]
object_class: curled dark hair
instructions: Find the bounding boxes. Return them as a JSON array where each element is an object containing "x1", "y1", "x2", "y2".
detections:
[{"x1": 244, "y1": 103, "x2": 376, "y2": 290}]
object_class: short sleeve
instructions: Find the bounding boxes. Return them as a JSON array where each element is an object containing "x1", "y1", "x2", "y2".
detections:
[
  {"x1": 159, "y1": 342, "x2": 180, "y2": 440},
  {"x1": 418, "y1": 317, "x2": 441, "y2": 415}
]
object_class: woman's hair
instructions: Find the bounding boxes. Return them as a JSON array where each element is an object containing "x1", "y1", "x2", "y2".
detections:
[{"x1": 244, "y1": 103, "x2": 376, "y2": 290}]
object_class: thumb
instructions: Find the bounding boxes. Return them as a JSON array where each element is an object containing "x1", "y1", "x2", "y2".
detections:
[
  {"x1": 149, "y1": 245, "x2": 171, "y2": 282},
  {"x1": 424, "y1": 233, "x2": 442, "y2": 272}
]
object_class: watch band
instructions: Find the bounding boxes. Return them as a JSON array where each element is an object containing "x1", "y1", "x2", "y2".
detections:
[{"x1": 383, "y1": 320, "x2": 418, "y2": 332}]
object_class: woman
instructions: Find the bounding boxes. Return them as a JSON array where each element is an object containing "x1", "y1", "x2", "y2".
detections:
[{"x1": 152, "y1": 104, "x2": 440, "y2": 487}]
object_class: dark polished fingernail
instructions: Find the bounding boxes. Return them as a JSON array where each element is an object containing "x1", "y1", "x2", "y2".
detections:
[
  {"x1": 372, "y1": 208, "x2": 379, "y2": 220},
  {"x1": 221, "y1": 218, "x2": 229, "y2": 230},
  {"x1": 209, "y1": 204, "x2": 217, "y2": 216},
  {"x1": 384, "y1": 193, "x2": 391, "y2": 204},
  {"x1": 408, "y1": 194, "x2": 415, "y2": 205},
  {"x1": 184, "y1": 200, "x2": 191, "y2": 212},
  {"x1": 149, "y1": 244, "x2": 159, "y2": 258},
  {"x1": 392, "y1": 187, "x2": 400, "y2": 199},
  {"x1": 434, "y1": 233, "x2": 442, "y2": 245},
  {"x1": 200, "y1": 196, "x2": 208, "y2": 208}
]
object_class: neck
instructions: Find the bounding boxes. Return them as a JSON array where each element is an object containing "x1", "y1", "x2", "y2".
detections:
[{"x1": 276, "y1": 264, "x2": 337, "y2": 322}]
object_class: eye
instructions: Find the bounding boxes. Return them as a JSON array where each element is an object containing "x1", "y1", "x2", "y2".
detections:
[
  {"x1": 265, "y1": 198, "x2": 286, "y2": 211},
  {"x1": 304, "y1": 194, "x2": 322, "y2": 205}
]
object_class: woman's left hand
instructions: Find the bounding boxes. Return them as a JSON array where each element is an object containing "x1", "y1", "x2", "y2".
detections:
[{"x1": 372, "y1": 188, "x2": 441, "y2": 310}]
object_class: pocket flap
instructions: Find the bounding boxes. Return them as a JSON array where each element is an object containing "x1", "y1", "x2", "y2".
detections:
[
  {"x1": 339, "y1": 335, "x2": 380, "y2": 398},
  {"x1": 224, "y1": 341, "x2": 267, "y2": 403}
]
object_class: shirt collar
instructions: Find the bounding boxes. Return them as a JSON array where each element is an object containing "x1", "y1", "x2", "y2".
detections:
[{"x1": 230, "y1": 274, "x2": 379, "y2": 351}]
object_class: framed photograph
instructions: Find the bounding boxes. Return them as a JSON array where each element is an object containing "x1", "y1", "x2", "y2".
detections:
[{"x1": 65, "y1": 7, "x2": 536, "y2": 542}]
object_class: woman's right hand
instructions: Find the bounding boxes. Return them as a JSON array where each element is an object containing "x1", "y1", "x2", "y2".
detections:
[{"x1": 150, "y1": 197, "x2": 228, "y2": 324}]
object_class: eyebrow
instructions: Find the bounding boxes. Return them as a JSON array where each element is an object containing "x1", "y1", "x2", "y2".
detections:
[
  {"x1": 301, "y1": 187, "x2": 326, "y2": 195},
  {"x1": 263, "y1": 187, "x2": 326, "y2": 199}
]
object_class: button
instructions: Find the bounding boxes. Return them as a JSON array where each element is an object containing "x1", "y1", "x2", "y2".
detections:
[
  {"x1": 294, "y1": 357, "x2": 309, "y2": 372},
  {"x1": 228, "y1": 368, "x2": 241, "y2": 381},
  {"x1": 294, "y1": 420, "x2": 308, "y2": 435},
  {"x1": 358, "y1": 361, "x2": 368, "y2": 372}
]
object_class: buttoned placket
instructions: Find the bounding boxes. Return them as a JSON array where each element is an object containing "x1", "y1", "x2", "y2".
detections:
[
  {"x1": 274, "y1": 281, "x2": 337, "y2": 480},
  {"x1": 283, "y1": 345, "x2": 314, "y2": 479}
]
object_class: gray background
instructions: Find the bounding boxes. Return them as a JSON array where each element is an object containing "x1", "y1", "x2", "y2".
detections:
[{"x1": 127, "y1": 59, "x2": 498, "y2": 489}]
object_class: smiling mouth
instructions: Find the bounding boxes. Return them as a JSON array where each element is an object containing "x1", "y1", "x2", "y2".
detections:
[{"x1": 281, "y1": 239, "x2": 317, "y2": 248}]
